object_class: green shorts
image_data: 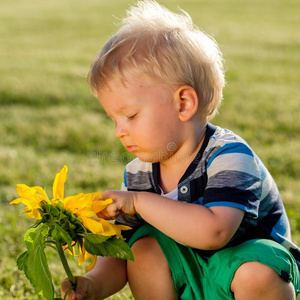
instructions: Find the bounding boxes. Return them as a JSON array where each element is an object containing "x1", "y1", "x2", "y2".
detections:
[{"x1": 128, "y1": 224, "x2": 300, "y2": 300}]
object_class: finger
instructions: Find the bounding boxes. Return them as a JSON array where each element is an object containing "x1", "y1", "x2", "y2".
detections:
[
  {"x1": 74, "y1": 277, "x2": 91, "y2": 300},
  {"x1": 101, "y1": 210, "x2": 119, "y2": 220},
  {"x1": 106, "y1": 204, "x2": 121, "y2": 219},
  {"x1": 101, "y1": 190, "x2": 116, "y2": 199},
  {"x1": 61, "y1": 277, "x2": 72, "y2": 292},
  {"x1": 75, "y1": 286, "x2": 86, "y2": 300},
  {"x1": 61, "y1": 278, "x2": 76, "y2": 300},
  {"x1": 96, "y1": 210, "x2": 113, "y2": 220}
]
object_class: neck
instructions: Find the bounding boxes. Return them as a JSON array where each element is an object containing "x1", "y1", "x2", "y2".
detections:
[{"x1": 159, "y1": 121, "x2": 207, "y2": 193}]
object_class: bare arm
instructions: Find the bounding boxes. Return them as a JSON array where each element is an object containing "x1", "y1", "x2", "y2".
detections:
[
  {"x1": 99, "y1": 191, "x2": 245, "y2": 250},
  {"x1": 61, "y1": 256, "x2": 127, "y2": 300},
  {"x1": 134, "y1": 192, "x2": 244, "y2": 249}
]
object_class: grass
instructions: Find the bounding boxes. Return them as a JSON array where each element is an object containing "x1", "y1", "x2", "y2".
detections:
[{"x1": 0, "y1": 0, "x2": 299, "y2": 298}]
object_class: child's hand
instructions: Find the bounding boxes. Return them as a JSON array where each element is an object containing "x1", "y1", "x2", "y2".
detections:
[
  {"x1": 61, "y1": 276, "x2": 97, "y2": 300},
  {"x1": 96, "y1": 190, "x2": 138, "y2": 220}
]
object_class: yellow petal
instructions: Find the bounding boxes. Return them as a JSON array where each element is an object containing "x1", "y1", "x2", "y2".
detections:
[
  {"x1": 78, "y1": 246, "x2": 86, "y2": 265},
  {"x1": 63, "y1": 193, "x2": 86, "y2": 209},
  {"x1": 95, "y1": 219, "x2": 120, "y2": 237},
  {"x1": 32, "y1": 186, "x2": 50, "y2": 203},
  {"x1": 10, "y1": 197, "x2": 42, "y2": 219},
  {"x1": 73, "y1": 194, "x2": 94, "y2": 216},
  {"x1": 109, "y1": 223, "x2": 132, "y2": 239},
  {"x1": 86, "y1": 255, "x2": 97, "y2": 272},
  {"x1": 52, "y1": 165, "x2": 68, "y2": 200},
  {"x1": 10, "y1": 197, "x2": 28, "y2": 205},
  {"x1": 11, "y1": 185, "x2": 50, "y2": 219},
  {"x1": 24, "y1": 207, "x2": 42, "y2": 219},
  {"x1": 64, "y1": 193, "x2": 94, "y2": 217},
  {"x1": 92, "y1": 198, "x2": 113, "y2": 213},
  {"x1": 16, "y1": 184, "x2": 36, "y2": 198},
  {"x1": 63, "y1": 244, "x2": 74, "y2": 256},
  {"x1": 10, "y1": 197, "x2": 39, "y2": 210},
  {"x1": 92, "y1": 192, "x2": 102, "y2": 200},
  {"x1": 76, "y1": 192, "x2": 102, "y2": 210},
  {"x1": 78, "y1": 243, "x2": 92, "y2": 266},
  {"x1": 76, "y1": 207, "x2": 94, "y2": 218},
  {"x1": 15, "y1": 184, "x2": 49, "y2": 205},
  {"x1": 75, "y1": 192, "x2": 104, "y2": 217},
  {"x1": 64, "y1": 192, "x2": 108, "y2": 218},
  {"x1": 81, "y1": 217, "x2": 104, "y2": 234}
]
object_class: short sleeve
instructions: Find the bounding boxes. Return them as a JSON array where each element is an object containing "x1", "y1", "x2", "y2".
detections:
[
  {"x1": 203, "y1": 142, "x2": 262, "y2": 218},
  {"x1": 121, "y1": 169, "x2": 128, "y2": 191}
]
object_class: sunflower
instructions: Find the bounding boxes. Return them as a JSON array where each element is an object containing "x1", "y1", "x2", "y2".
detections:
[{"x1": 10, "y1": 165, "x2": 131, "y2": 270}]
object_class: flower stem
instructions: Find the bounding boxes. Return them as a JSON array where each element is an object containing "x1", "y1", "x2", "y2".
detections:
[{"x1": 56, "y1": 242, "x2": 76, "y2": 286}]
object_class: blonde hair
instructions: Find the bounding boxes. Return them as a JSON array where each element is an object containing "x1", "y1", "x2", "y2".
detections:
[{"x1": 88, "y1": 0, "x2": 225, "y2": 120}]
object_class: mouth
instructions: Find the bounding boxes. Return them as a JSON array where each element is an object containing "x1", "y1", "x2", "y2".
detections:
[{"x1": 126, "y1": 145, "x2": 137, "y2": 152}]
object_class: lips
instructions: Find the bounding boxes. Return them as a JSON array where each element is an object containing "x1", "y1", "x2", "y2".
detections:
[{"x1": 126, "y1": 145, "x2": 137, "y2": 152}]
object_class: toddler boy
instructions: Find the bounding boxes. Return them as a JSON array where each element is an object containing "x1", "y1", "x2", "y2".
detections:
[{"x1": 62, "y1": 1, "x2": 300, "y2": 299}]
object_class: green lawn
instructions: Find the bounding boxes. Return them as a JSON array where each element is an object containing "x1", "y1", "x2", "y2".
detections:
[{"x1": 1, "y1": 0, "x2": 299, "y2": 298}]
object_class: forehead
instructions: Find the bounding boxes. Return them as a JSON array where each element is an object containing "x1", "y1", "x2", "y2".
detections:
[
  {"x1": 108, "y1": 71, "x2": 154, "y2": 90},
  {"x1": 98, "y1": 72, "x2": 154, "y2": 103},
  {"x1": 97, "y1": 74, "x2": 150, "y2": 111},
  {"x1": 100, "y1": 70, "x2": 177, "y2": 99},
  {"x1": 97, "y1": 72, "x2": 176, "y2": 115}
]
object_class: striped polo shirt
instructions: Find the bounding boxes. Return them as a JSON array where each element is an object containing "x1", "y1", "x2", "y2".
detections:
[{"x1": 116, "y1": 123, "x2": 300, "y2": 268}]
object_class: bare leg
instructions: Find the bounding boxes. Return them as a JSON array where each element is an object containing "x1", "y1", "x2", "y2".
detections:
[
  {"x1": 231, "y1": 262, "x2": 296, "y2": 300},
  {"x1": 127, "y1": 236, "x2": 178, "y2": 300}
]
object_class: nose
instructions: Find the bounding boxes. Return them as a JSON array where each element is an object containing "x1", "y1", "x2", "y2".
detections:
[{"x1": 115, "y1": 121, "x2": 128, "y2": 138}]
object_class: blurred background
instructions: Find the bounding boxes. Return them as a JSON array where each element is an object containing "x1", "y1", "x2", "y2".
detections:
[{"x1": 1, "y1": 0, "x2": 299, "y2": 298}]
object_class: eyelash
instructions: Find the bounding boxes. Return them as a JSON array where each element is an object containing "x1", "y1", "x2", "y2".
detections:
[{"x1": 128, "y1": 113, "x2": 137, "y2": 120}]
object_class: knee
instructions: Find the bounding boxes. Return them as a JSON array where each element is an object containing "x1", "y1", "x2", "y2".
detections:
[
  {"x1": 231, "y1": 262, "x2": 280, "y2": 293},
  {"x1": 127, "y1": 236, "x2": 170, "y2": 277},
  {"x1": 127, "y1": 237, "x2": 178, "y2": 299},
  {"x1": 129, "y1": 236, "x2": 164, "y2": 264},
  {"x1": 233, "y1": 262, "x2": 278, "y2": 286},
  {"x1": 131, "y1": 236, "x2": 156, "y2": 255},
  {"x1": 231, "y1": 262, "x2": 296, "y2": 299}
]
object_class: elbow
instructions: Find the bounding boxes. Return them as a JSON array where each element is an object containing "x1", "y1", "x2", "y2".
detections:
[{"x1": 201, "y1": 230, "x2": 232, "y2": 250}]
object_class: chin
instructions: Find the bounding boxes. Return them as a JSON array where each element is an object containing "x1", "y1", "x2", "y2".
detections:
[{"x1": 135, "y1": 153, "x2": 160, "y2": 163}]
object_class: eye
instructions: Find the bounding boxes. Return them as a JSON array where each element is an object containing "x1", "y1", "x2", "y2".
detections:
[{"x1": 127, "y1": 113, "x2": 137, "y2": 120}]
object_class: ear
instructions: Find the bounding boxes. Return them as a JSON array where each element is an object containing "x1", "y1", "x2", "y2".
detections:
[{"x1": 174, "y1": 85, "x2": 199, "y2": 122}]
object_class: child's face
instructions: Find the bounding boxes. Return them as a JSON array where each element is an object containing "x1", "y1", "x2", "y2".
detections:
[{"x1": 97, "y1": 73, "x2": 186, "y2": 163}]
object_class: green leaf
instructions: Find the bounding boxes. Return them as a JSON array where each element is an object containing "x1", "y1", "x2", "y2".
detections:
[
  {"x1": 24, "y1": 227, "x2": 46, "y2": 250},
  {"x1": 16, "y1": 251, "x2": 28, "y2": 271},
  {"x1": 52, "y1": 223, "x2": 73, "y2": 251},
  {"x1": 84, "y1": 235, "x2": 134, "y2": 261},
  {"x1": 22, "y1": 226, "x2": 54, "y2": 300},
  {"x1": 84, "y1": 233, "x2": 111, "y2": 244}
]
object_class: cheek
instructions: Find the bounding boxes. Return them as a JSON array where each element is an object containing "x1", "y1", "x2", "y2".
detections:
[{"x1": 134, "y1": 111, "x2": 178, "y2": 144}]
